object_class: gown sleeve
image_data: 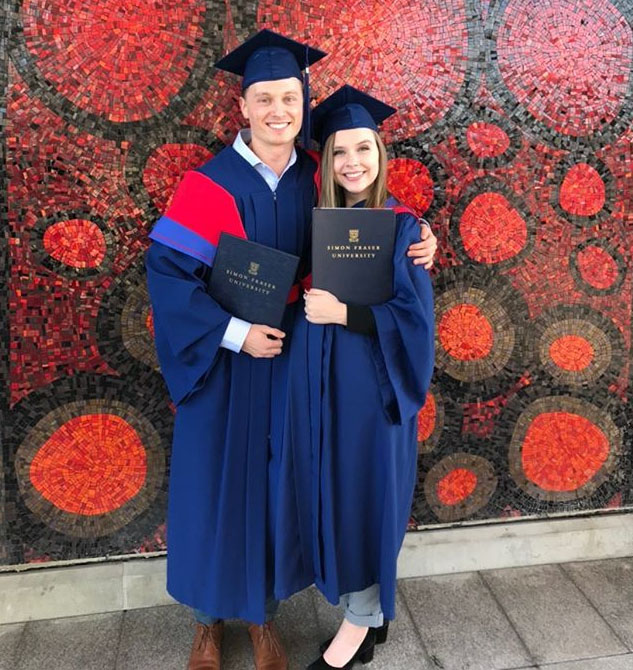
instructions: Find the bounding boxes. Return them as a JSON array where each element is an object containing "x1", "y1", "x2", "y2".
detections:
[
  {"x1": 145, "y1": 241, "x2": 233, "y2": 406},
  {"x1": 369, "y1": 213, "x2": 435, "y2": 425},
  {"x1": 345, "y1": 303, "x2": 377, "y2": 335}
]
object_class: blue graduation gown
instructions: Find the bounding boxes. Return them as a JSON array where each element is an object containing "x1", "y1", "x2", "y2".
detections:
[
  {"x1": 277, "y1": 201, "x2": 434, "y2": 619},
  {"x1": 145, "y1": 145, "x2": 317, "y2": 623}
]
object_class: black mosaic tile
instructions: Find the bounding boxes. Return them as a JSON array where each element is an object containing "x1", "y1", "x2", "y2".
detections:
[{"x1": 1, "y1": 0, "x2": 632, "y2": 565}]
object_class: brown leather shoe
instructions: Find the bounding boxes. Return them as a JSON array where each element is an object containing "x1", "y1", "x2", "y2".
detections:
[
  {"x1": 188, "y1": 621, "x2": 223, "y2": 670},
  {"x1": 248, "y1": 621, "x2": 288, "y2": 670}
]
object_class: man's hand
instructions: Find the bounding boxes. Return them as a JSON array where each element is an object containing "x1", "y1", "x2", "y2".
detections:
[
  {"x1": 407, "y1": 223, "x2": 437, "y2": 269},
  {"x1": 242, "y1": 324, "x2": 285, "y2": 358},
  {"x1": 304, "y1": 289, "x2": 347, "y2": 325}
]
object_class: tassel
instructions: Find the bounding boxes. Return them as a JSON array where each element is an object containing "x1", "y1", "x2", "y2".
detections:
[{"x1": 302, "y1": 45, "x2": 311, "y2": 149}]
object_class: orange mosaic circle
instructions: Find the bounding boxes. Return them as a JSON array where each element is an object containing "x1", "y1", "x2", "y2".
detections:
[
  {"x1": 417, "y1": 393, "x2": 437, "y2": 443},
  {"x1": 145, "y1": 310, "x2": 155, "y2": 338},
  {"x1": 530, "y1": 306, "x2": 622, "y2": 390},
  {"x1": 438, "y1": 303, "x2": 494, "y2": 361},
  {"x1": 549, "y1": 335, "x2": 594, "y2": 372},
  {"x1": 576, "y1": 245, "x2": 619, "y2": 290},
  {"x1": 436, "y1": 468, "x2": 478, "y2": 505},
  {"x1": 459, "y1": 192, "x2": 528, "y2": 264},
  {"x1": 30, "y1": 414, "x2": 147, "y2": 515},
  {"x1": 466, "y1": 122, "x2": 510, "y2": 158},
  {"x1": 387, "y1": 158, "x2": 435, "y2": 216},
  {"x1": 43, "y1": 219, "x2": 107, "y2": 268},
  {"x1": 14, "y1": 384, "x2": 169, "y2": 542},
  {"x1": 521, "y1": 411, "x2": 610, "y2": 492},
  {"x1": 559, "y1": 163, "x2": 606, "y2": 216},
  {"x1": 424, "y1": 452, "x2": 498, "y2": 522}
]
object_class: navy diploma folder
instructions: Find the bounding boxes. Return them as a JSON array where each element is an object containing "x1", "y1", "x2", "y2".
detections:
[
  {"x1": 311, "y1": 208, "x2": 397, "y2": 305},
  {"x1": 209, "y1": 233, "x2": 300, "y2": 328}
]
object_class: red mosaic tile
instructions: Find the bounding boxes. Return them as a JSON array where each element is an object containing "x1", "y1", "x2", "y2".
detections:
[
  {"x1": 438, "y1": 304, "x2": 494, "y2": 362},
  {"x1": 42, "y1": 219, "x2": 107, "y2": 269},
  {"x1": 521, "y1": 411, "x2": 610, "y2": 492},
  {"x1": 436, "y1": 468, "x2": 478, "y2": 506},
  {"x1": 145, "y1": 310, "x2": 155, "y2": 339},
  {"x1": 559, "y1": 163, "x2": 606, "y2": 216},
  {"x1": 576, "y1": 245, "x2": 620, "y2": 290},
  {"x1": 258, "y1": 0, "x2": 470, "y2": 142},
  {"x1": 30, "y1": 413, "x2": 147, "y2": 515},
  {"x1": 423, "y1": 452, "x2": 498, "y2": 522},
  {"x1": 3, "y1": 0, "x2": 633, "y2": 559},
  {"x1": 466, "y1": 121, "x2": 510, "y2": 158},
  {"x1": 459, "y1": 191, "x2": 528, "y2": 264},
  {"x1": 549, "y1": 335, "x2": 594, "y2": 372},
  {"x1": 386, "y1": 158, "x2": 435, "y2": 217},
  {"x1": 21, "y1": 0, "x2": 206, "y2": 123},
  {"x1": 417, "y1": 393, "x2": 437, "y2": 444},
  {"x1": 143, "y1": 143, "x2": 214, "y2": 214},
  {"x1": 496, "y1": 0, "x2": 633, "y2": 137}
]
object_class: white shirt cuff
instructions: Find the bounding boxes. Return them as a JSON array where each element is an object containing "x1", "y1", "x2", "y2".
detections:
[{"x1": 220, "y1": 317, "x2": 251, "y2": 353}]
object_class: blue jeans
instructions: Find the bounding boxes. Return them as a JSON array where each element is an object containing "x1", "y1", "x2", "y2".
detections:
[
  {"x1": 193, "y1": 598, "x2": 280, "y2": 626},
  {"x1": 341, "y1": 584, "x2": 384, "y2": 627}
]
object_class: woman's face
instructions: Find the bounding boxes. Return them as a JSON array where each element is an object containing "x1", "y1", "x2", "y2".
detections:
[{"x1": 331, "y1": 128, "x2": 380, "y2": 205}]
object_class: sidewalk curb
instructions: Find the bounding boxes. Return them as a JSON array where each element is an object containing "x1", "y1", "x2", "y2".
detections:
[{"x1": 2, "y1": 512, "x2": 633, "y2": 624}]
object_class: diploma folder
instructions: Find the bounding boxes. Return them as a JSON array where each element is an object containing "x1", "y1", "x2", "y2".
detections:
[
  {"x1": 311, "y1": 208, "x2": 397, "y2": 305},
  {"x1": 209, "y1": 233, "x2": 300, "y2": 328}
]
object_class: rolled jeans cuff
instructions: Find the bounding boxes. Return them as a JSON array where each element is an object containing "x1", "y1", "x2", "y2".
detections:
[{"x1": 341, "y1": 584, "x2": 384, "y2": 628}]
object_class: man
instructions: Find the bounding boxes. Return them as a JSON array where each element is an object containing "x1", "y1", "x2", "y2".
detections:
[{"x1": 146, "y1": 30, "x2": 437, "y2": 670}]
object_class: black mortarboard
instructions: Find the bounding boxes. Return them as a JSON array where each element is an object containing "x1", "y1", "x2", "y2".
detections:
[
  {"x1": 214, "y1": 29, "x2": 325, "y2": 89},
  {"x1": 215, "y1": 30, "x2": 326, "y2": 147},
  {"x1": 311, "y1": 85, "x2": 397, "y2": 146}
]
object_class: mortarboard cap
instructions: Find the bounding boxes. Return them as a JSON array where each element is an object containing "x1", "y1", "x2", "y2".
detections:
[
  {"x1": 214, "y1": 29, "x2": 326, "y2": 90},
  {"x1": 311, "y1": 85, "x2": 397, "y2": 146},
  {"x1": 214, "y1": 29, "x2": 326, "y2": 147}
]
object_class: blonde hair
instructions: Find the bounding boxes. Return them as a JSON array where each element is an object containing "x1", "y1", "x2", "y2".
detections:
[{"x1": 318, "y1": 130, "x2": 388, "y2": 208}]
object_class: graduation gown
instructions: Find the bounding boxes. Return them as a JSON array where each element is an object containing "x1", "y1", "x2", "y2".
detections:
[
  {"x1": 277, "y1": 199, "x2": 434, "y2": 619},
  {"x1": 145, "y1": 145, "x2": 317, "y2": 623}
]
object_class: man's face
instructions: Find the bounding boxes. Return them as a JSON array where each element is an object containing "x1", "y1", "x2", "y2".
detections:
[{"x1": 239, "y1": 77, "x2": 303, "y2": 150}]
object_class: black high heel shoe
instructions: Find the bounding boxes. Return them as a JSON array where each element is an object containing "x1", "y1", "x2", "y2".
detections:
[
  {"x1": 307, "y1": 627, "x2": 377, "y2": 669},
  {"x1": 319, "y1": 622, "x2": 389, "y2": 655}
]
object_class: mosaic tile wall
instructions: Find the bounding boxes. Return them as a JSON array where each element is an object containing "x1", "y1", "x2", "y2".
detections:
[{"x1": 1, "y1": 0, "x2": 632, "y2": 566}]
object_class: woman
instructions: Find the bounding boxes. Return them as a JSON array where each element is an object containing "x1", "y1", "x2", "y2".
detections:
[{"x1": 277, "y1": 86, "x2": 435, "y2": 669}]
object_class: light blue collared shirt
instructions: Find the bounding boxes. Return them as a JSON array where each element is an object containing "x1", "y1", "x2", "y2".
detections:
[
  {"x1": 232, "y1": 128, "x2": 298, "y2": 191},
  {"x1": 220, "y1": 129, "x2": 297, "y2": 353}
]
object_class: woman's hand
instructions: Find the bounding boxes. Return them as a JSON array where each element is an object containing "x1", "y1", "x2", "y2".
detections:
[
  {"x1": 242, "y1": 324, "x2": 285, "y2": 358},
  {"x1": 304, "y1": 289, "x2": 347, "y2": 325},
  {"x1": 407, "y1": 223, "x2": 437, "y2": 269}
]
